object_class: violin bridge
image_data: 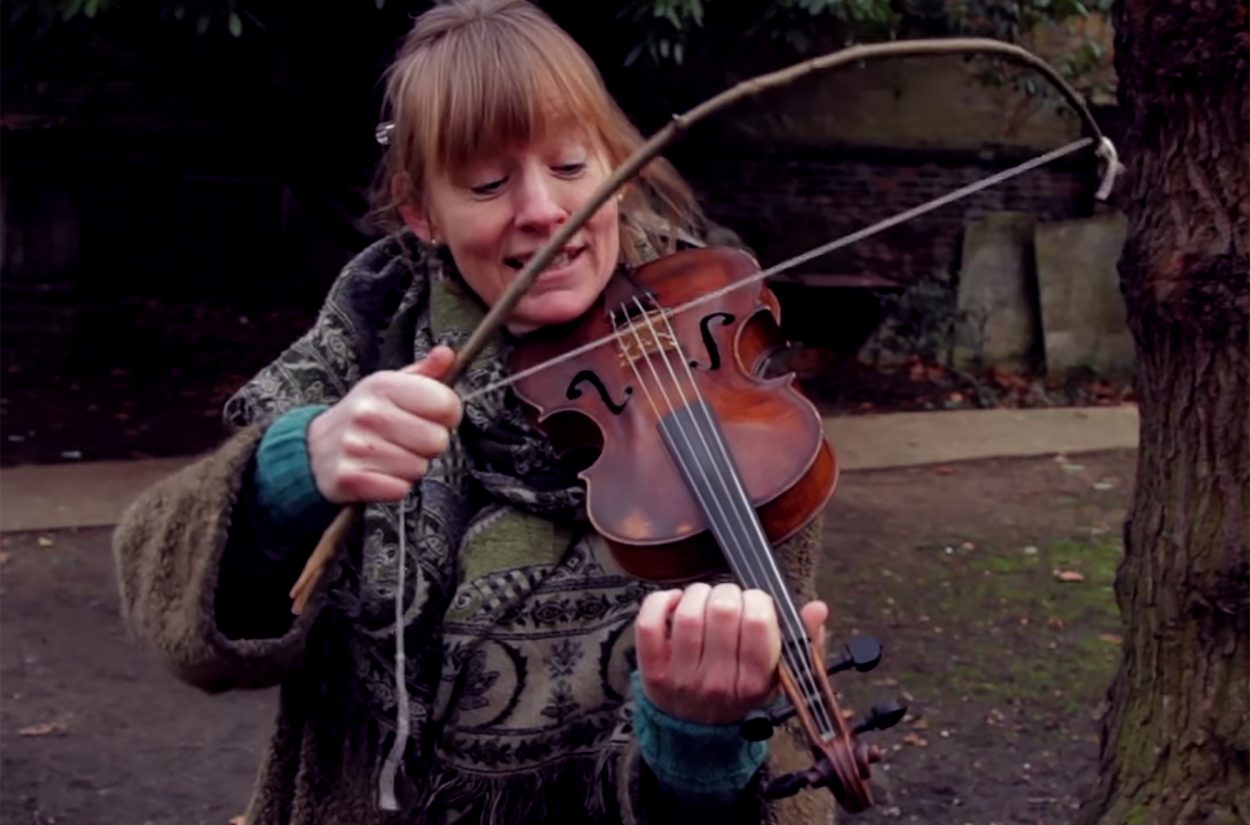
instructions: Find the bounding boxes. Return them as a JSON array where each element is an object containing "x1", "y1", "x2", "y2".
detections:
[{"x1": 614, "y1": 308, "x2": 679, "y2": 366}]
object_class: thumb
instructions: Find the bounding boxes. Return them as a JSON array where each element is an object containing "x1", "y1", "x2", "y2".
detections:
[
  {"x1": 402, "y1": 345, "x2": 457, "y2": 381},
  {"x1": 800, "y1": 599, "x2": 829, "y2": 653}
]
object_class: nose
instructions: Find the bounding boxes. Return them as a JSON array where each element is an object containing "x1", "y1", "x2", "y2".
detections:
[{"x1": 513, "y1": 169, "x2": 566, "y2": 233}]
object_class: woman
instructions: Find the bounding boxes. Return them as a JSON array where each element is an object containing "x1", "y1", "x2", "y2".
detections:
[{"x1": 114, "y1": 2, "x2": 832, "y2": 823}]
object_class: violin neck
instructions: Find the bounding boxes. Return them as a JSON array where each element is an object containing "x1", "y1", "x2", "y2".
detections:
[{"x1": 659, "y1": 401, "x2": 843, "y2": 741}]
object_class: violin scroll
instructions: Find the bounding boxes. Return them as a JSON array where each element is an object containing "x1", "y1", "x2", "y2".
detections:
[{"x1": 740, "y1": 634, "x2": 908, "y2": 811}]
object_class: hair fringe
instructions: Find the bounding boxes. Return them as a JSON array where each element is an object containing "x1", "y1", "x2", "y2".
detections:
[{"x1": 368, "y1": 0, "x2": 704, "y2": 262}]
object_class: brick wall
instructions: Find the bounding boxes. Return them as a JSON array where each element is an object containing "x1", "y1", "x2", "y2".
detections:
[{"x1": 678, "y1": 143, "x2": 1097, "y2": 286}]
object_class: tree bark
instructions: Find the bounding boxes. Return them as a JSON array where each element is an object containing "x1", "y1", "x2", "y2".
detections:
[{"x1": 1080, "y1": 1, "x2": 1250, "y2": 823}]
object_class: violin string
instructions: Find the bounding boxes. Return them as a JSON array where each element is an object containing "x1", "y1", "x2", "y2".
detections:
[
  {"x1": 461, "y1": 136, "x2": 1093, "y2": 405},
  {"x1": 638, "y1": 299, "x2": 836, "y2": 738},
  {"x1": 594, "y1": 322, "x2": 834, "y2": 734},
  {"x1": 631, "y1": 302, "x2": 806, "y2": 638},
  {"x1": 616, "y1": 307, "x2": 825, "y2": 729},
  {"x1": 612, "y1": 301, "x2": 816, "y2": 697}
]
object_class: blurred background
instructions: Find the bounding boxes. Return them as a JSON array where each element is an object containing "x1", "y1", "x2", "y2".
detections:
[{"x1": 1, "y1": 0, "x2": 1132, "y2": 467}]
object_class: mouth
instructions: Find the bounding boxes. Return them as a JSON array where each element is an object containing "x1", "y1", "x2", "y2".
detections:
[{"x1": 504, "y1": 245, "x2": 585, "y2": 273}]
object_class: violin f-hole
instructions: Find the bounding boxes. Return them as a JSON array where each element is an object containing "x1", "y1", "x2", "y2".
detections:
[
  {"x1": 689, "y1": 312, "x2": 735, "y2": 371},
  {"x1": 567, "y1": 370, "x2": 632, "y2": 415}
]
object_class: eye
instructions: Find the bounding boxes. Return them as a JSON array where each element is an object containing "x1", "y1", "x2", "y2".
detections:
[
  {"x1": 553, "y1": 162, "x2": 586, "y2": 176},
  {"x1": 470, "y1": 176, "x2": 507, "y2": 196}
]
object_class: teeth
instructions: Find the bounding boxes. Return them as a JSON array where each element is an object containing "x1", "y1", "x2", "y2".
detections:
[{"x1": 508, "y1": 249, "x2": 576, "y2": 271}]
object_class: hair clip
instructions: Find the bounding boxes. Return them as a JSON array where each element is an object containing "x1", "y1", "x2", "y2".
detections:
[{"x1": 375, "y1": 121, "x2": 396, "y2": 146}]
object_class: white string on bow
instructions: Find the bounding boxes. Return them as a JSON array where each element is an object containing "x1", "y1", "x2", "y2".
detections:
[{"x1": 462, "y1": 133, "x2": 1106, "y2": 404}]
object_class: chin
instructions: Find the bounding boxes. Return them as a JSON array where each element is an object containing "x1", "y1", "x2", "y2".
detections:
[{"x1": 519, "y1": 289, "x2": 599, "y2": 330}]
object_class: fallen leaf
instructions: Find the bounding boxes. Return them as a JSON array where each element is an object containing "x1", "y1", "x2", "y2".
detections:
[
  {"x1": 18, "y1": 719, "x2": 68, "y2": 737},
  {"x1": 0, "y1": 551, "x2": 10, "y2": 566},
  {"x1": 934, "y1": 466, "x2": 956, "y2": 476},
  {"x1": 1093, "y1": 481, "x2": 1115, "y2": 490},
  {"x1": 901, "y1": 732, "x2": 929, "y2": 747},
  {"x1": 1098, "y1": 633, "x2": 1123, "y2": 644},
  {"x1": 910, "y1": 718, "x2": 930, "y2": 730},
  {"x1": 1048, "y1": 618, "x2": 1066, "y2": 630},
  {"x1": 1054, "y1": 569, "x2": 1087, "y2": 583},
  {"x1": 37, "y1": 536, "x2": 54, "y2": 548}
]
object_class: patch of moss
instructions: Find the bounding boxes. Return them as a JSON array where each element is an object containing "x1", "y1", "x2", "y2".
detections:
[{"x1": 852, "y1": 534, "x2": 1124, "y2": 716}]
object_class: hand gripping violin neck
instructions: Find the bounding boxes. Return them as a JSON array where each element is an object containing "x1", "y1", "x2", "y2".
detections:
[{"x1": 510, "y1": 246, "x2": 903, "y2": 812}]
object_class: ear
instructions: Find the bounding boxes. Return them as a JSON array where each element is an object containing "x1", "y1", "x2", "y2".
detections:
[
  {"x1": 399, "y1": 201, "x2": 437, "y2": 243},
  {"x1": 392, "y1": 172, "x2": 438, "y2": 243}
]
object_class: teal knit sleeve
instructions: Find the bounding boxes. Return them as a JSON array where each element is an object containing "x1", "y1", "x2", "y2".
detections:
[
  {"x1": 630, "y1": 670, "x2": 768, "y2": 803},
  {"x1": 253, "y1": 405, "x2": 338, "y2": 532}
]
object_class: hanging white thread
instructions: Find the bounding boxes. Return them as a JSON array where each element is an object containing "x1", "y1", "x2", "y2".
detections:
[{"x1": 377, "y1": 495, "x2": 411, "y2": 811}]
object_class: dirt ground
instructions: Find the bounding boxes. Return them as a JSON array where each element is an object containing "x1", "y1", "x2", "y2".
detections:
[{"x1": 0, "y1": 448, "x2": 1133, "y2": 825}]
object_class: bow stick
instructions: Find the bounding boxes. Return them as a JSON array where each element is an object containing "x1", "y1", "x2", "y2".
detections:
[{"x1": 289, "y1": 36, "x2": 1120, "y2": 614}]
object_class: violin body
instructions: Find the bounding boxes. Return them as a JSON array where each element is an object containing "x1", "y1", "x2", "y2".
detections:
[{"x1": 509, "y1": 246, "x2": 838, "y2": 581}]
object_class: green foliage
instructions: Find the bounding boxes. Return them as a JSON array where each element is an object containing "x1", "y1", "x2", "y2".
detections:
[
  {"x1": 861, "y1": 273, "x2": 960, "y2": 366},
  {"x1": 933, "y1": 0, "x2": 1117, "y2": 102},
  {"x1": 8, "y1": 0, "x2": 1112, "y2": 97},
  {"x1": 10, "y1": 0, "x2": 257, "y2": 38},
  {"x1": 941, "y1": 0, "x2": 1113, "y2": 42},
  {"x1": 618, "y1": 0, "x2": 897, "y2": 67}
]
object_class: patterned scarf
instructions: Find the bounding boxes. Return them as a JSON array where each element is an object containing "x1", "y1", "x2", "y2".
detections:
[{"x1": 227, "y1": 234, "x2": 657, "y2": 823}]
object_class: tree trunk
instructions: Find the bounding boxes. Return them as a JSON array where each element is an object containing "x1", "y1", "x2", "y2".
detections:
[{"x1": 1080, "y1": 2, "x2": 1250, "y2": 823}]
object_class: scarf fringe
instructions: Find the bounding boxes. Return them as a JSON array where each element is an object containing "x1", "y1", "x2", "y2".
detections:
[{"x1": 387, "y1": 750, "x2": 621, "y2": 824}]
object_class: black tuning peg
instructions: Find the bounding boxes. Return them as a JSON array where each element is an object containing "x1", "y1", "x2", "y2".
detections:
[
  {"x1": 825, "y1": 636, "x2": 883, "y2": 675},
  {"x1": 764, "y1": 765, "x2": 826, "y2": 799},
  {"x1": 740, "y1": 702, "x2": 796, "y2": 742},
  {"x1": 740, "y1": 637, "x2": 888, "y2": 742},
  {"x1": 852, "y1": 700, "x2": 908, "y2": 735}
]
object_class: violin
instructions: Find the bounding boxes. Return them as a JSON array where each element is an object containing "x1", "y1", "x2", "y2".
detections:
[{"x1": 509, "y1": 245, "x2": 903, "y2": 811}]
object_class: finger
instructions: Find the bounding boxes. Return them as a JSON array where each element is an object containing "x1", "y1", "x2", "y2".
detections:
[
  {"x1": 699, "y1": 583, "x2": 744, "y2": 685},
  {"x1": 667, "y1": 582, "x2": 712, "y2": 683},
  {"x1": 333, "y1": 468, "x2": 420, "y2": 503},
  {"x1": 402, "y1": 344, "x2": 457, "y2": 380},
  {"x1": 635, "y1": 589, "x2": 683, "y2": 680},
  {"x1": 378, "y1": 372, "x2": 463, "y2": 430},
  {"x1": 800, "y1": 599, "x2": 829, "y2": 653},
  {"x1": 737, "y1": 589, "x2": 781, "y2": 699},
  {"x1": 336, "y1": 422, "x2": 434, "y2": 474},
  {"x1": 350, "y1": 407, "x2": 452, "y2": 462}
]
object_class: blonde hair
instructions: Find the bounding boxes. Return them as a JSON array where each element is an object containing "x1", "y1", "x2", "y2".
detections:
[{"x1": 372, "y1": 0, "x2": 704, "y2": 264}]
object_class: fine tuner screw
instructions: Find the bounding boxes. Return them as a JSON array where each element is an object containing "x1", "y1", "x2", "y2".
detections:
[{"x1": 740, "y1": 636, "x2": 886, "y2": 742}]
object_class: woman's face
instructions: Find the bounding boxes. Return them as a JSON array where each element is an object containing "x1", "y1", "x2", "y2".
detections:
[{"x1": 409, "y1": 127, "x2": 620, "y2": 334}]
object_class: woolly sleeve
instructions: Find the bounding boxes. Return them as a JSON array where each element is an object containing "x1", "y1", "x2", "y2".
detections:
[
  {"x1": 616, "y1": 517, "x2": 837, "y2": 825},
  {"x1": 111, "y1": 424, "x2": 331, "y2": 692},
  {"x1": 111, "y1": 233, "x2": 431, "y2": 693}
]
